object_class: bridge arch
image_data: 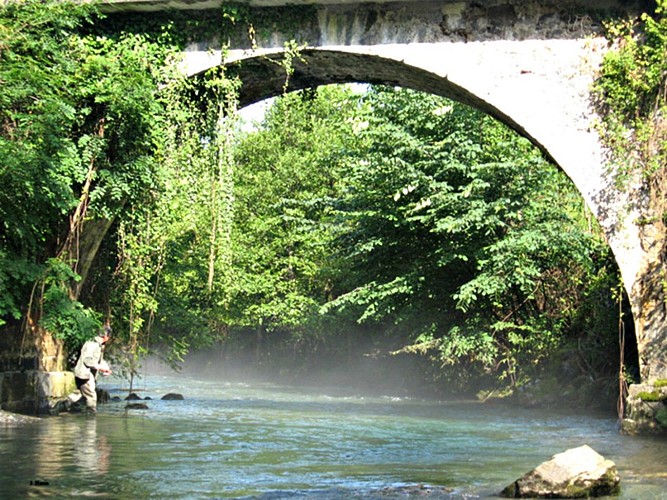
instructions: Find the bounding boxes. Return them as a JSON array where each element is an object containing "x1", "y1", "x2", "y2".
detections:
[
  {"x1": 99, "y1": 0, "x2": 665, "y2": 431},
  {"x1": 226, "y1": 49, "x2": 554, "y2": 164},
  {"x1": 221, "y1": 44, "x2": 643, "y2": 371},
  {"x1": 185, "y1": 41, "x2": 626, "y2": 288},
  {"x1": 188, "y1": 44, "x2": 647, "y2": 347}
]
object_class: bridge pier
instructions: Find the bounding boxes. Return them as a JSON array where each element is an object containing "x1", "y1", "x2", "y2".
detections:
[{"x1": 0, "y1": 324, "x2": 74, "y2": 415}]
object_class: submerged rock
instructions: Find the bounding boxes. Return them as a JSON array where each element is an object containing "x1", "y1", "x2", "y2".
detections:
[
  {"x1": 125, "y1": 393, "x2": 142, "y2": 400},
  {"x1": 501, "y1": 445, "x2": 620, "y2": 498},
  {"x1": 161, "y1": 393, "x2": 184, "y2": 400},
  {"x1": 0, "y1": 409, "x2": 41, "y2": 426},
  {"x1": 96, "y1": 388, "x2": 111, "y2": 404},
  {"x1": 125, "y1": 403, "x2": 149, "y2": 410}
]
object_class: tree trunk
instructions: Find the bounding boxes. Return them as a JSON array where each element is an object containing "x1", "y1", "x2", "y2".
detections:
[
  {"x1": 27, "y1": 216, "x2": 117, "y2": 370},
  {"x1": 66, "y1": 217, "x2": 117, "y2": 301}
]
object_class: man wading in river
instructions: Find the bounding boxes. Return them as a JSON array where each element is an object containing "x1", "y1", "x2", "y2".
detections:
[{"x1": 66, "y1": 323, "x2": 113, "y2": 414}]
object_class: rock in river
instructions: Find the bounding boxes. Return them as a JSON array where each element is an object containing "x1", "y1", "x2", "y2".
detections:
[
  {"x1": 161, "y1": 393, "x2": 184, "y2": 400},
  {"x1": 125, "y1": 403, "x2": 149, "y2": 410},
  {"x1": 501, "y1": 444, "x2": 620, "y2": 498},
  {"x1": 0, "y1": 410, "x2": 41, "y2": 426}
]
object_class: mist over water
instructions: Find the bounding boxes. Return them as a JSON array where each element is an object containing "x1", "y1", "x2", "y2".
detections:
[
  {"x1": 1, "y1": 354, "x2": 666, "y2": 499},
  {"x1": 156, "y1": 343, "x2": 464, "y2": 401}
]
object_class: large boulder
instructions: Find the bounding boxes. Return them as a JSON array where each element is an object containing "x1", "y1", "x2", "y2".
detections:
[{"x1": 501, "y1": 445, "x2": 620, "y2": 498}]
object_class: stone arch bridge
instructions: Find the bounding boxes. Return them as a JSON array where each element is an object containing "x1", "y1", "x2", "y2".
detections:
[
  {"x1": 5, "y1": 0, "x2": 666, "y2": 429},
  {"x1": 112, "y1": 0, "x2": 665, "y2": 427},
  {"x1": 109, "y1": 0, "x2": 666, "y2": 383}
]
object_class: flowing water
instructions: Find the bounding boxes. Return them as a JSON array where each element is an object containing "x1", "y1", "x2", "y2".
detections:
[{"x1": 1, "y1": 373, "x2": 666, "y2": 499}]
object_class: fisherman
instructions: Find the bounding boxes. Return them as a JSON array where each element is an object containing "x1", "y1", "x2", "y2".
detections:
[{"x1": 67, "y1": 323, "x2": 113, "y2": 414}]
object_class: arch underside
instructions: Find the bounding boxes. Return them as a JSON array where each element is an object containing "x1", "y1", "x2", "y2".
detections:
[{"x1": 222, "y1": 49, "x2": 555, "y2": 164}]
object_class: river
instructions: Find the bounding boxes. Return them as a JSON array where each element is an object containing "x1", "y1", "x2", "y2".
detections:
[{"x1": 0, "y1": 373, "x2": 665, "y2": 499}]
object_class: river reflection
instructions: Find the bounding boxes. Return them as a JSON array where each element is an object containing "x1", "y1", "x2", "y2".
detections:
[{"x1": 0, "y1": 374, "x2": 666, "y2": 499}]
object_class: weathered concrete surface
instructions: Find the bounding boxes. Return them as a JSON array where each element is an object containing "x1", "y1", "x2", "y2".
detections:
[
  {"x1": 501, "y1": 445, "x2": 620, "y2": 498},
  {"x1": 99, "y1": 0, "x2": 650, "y2": 13},
  {"x1": 103, "y1": 0, "x2": 439, "y2": 9}
]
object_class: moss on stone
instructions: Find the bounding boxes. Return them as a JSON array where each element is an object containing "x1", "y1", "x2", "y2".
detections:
[
  {"x1": 562, "y1": 468, "x2": 621, "y2": 497},
  {"x1": 654, "y1": 379, "x2": 667, "y2": 388},
  {"x1": 637, "y1": 390, "x2": 662, "y2": 402}
]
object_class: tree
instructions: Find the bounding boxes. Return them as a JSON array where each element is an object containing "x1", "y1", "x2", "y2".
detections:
[
  {"x1": 205, "y1": 86, "x2": 362, "y2": 357},
  {"x1": 324, "y1": 86, "x2": 609, "y2": 390},
  {"x1": 0, "y1": 0, "x2": 179, "y2": 368}
]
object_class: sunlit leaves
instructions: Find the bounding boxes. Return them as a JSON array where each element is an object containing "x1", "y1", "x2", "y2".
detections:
[
  {"x1": 222, "y1": 86, "x2": 362, "y2": 334},
  {"x1": 594, "y1": 3, "x2": 667, "y2": 182},
  {"x1": 0, "y1": 0, "x2": 183, "y2": 354},
  {"x1": 325, "y1": 86, "x2": 606, "y2": 387},
  {"x1": 39, "y1": 258, "x2": 100, "y2": 347}
]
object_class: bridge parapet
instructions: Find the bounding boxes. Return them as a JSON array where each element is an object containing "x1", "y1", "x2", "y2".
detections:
[{"x1": 101, "y1": 0, "x2": 643, "y2": 45}]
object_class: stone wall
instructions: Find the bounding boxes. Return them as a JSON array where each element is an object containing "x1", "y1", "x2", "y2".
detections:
[
  {"x1": 0, "y1": 321, "x2": 69, "y2": 414},
  {"x1": 622, "y1": 383, "x2": 667, "y2": 435},
  {"x1": 0, "y1": 371, "x2": 75, "y2": 414}
]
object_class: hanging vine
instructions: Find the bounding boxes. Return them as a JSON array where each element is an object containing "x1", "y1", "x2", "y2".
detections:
[
  {"x1": 593, "y1": 1, "x2": 667, "y2": 255},
  {"x1": 203, "y1": 66, "x2": 241, "y2": 294}
]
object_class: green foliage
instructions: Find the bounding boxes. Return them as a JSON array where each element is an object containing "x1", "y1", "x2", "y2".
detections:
[
  {"x1": 0, "y1": 0, "x2": 93, "y2": 258},
  {"x1": 593, "y1": 3, "x2": 667, "y2": 352},
  {"x1": 0, "y1": 1, "x2": 624, "y2": 397},
  {"x1": 39, "y1": 259, "x2": 101, "y2": 348},
  {"x1": 324, "y1": 86, "x2": 609, "y2": 389},
  {"x1": 221, "y1": 86, "x2": 361, "y2": 335},
  {"x1": 90, "y1": 7, "x2": 242, "y2": 49},
  {"x1": 0, "y1": 251, "x2": 40, "y2": 326},
  {"x1": 594, "y1": 2, "x2": 667, "y2": 185},
  {"x1": 0, "y1": 1, "x2": 98, "y2": 340},
  {"x1": 637, "y1": 390, "x2": 662, "y2": 401},
  {"x1": 134, "y1": 62, "x2": 243, "y2": 358},
  {"x1": 0, "y1": 0, "x2": 184, "y2": 356},
  {"x1": 179, "y1": 83, "x2": 620, "y2": 394}
]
